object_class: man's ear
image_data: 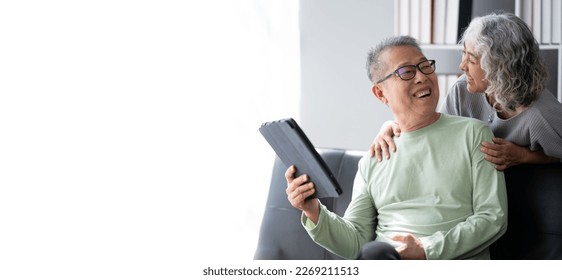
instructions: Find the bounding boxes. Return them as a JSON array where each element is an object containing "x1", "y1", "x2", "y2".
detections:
[{"x1": 372, "y1": 84, "x2": 388, "y2": 104}]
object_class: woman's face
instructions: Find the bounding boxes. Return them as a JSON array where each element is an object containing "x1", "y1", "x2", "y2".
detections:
[{"x1": 459, "y1": 40, "x2": 488, "y2": 93}]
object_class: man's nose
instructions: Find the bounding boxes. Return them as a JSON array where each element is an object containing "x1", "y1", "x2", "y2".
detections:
[{"x1": 414, "y1": 70, "x2": 429, "y2": 83}]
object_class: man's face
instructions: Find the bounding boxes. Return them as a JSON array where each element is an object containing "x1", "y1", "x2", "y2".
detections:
[
  {"x1": 460, "y1": 40, "x2": 488, "y2": 93},
  {"x1": 374, "y1": 46, "x2": 439, "y2": 124}
]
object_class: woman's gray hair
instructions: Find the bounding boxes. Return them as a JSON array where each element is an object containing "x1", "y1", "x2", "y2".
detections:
[
  {"x1": 366, "y1": 36, "x2": 422, "y2": 83},
  {"x1": 460, "y1": 12, "x2": 547, "y2": 111}
]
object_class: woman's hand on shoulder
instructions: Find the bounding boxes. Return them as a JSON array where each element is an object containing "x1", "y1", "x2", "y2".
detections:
[
  {"x1": 369, "y1": 120, "x2": 401, "y2": 161},
  {"x1": 481, "y1": 137, "x2": 560, "y2": 170},
  {"x1": 480, "y1": 138, "x2": 525, "y2": 170}
]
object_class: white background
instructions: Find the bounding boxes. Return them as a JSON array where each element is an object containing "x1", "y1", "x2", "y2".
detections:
[{"x1": 1, "y1": 1, "x2": 299, "y2": 279}]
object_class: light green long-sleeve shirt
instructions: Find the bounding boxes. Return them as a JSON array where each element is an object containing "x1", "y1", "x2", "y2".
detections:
[{"x1": 303, "y1": 114, "x2": 508, "y2": 260}]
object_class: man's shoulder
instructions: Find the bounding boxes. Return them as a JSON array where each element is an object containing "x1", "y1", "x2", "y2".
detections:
[
  {"x1": 441, "y1": 114, "x2": 488, "y2": 127},
  {"x1": 440, "y1": 114, "x2": 492, "y2": 135},
  {"x1": 358, "y1": 152, "x2": 378, "y2": 169}
]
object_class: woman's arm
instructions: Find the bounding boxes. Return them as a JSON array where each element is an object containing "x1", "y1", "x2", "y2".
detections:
[{"x1": 480, "y1": 137, "x2": 559, "y2": 170}]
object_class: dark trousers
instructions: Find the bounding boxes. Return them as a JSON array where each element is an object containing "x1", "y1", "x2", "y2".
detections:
[{"x1": 356, "y1": 241, "x2": 401, "y2": 260}]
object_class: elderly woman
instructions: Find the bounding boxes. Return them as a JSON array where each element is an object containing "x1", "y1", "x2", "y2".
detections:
[{"x1": 371, "y1": 13, "x2": 562, "y2": 170}]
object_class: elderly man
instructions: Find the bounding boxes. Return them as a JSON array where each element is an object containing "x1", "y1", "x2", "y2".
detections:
[{"x1": 285, "y1": 36, "x2": 507, "y2": 260}]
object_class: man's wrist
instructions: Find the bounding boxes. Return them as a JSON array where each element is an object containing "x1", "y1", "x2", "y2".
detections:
[{"x1": 303, "y1": 199, "x2": 321, "y2": 225}]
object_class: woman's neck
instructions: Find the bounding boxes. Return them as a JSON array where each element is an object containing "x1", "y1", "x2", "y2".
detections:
[
  {"x1": 497, "y1": 106, "x2": 526, "y2": 119},
  {"x1": 486, "y1": 93, "x2": 526, "y2": 119}
]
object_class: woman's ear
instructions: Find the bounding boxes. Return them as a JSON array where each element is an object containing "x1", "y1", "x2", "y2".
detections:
[{"x1": 372, "y1": 84, "x2": 387, "y2": 104}]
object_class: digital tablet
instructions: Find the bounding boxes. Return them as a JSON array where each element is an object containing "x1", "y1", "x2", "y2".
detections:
[{"x1": 259, "y1": 118, "x2": 343, "y2": 198}]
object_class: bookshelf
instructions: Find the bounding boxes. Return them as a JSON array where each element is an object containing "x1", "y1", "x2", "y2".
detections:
[{"x1": 394, "y1": 0, "x2": 562, "y2": 103}]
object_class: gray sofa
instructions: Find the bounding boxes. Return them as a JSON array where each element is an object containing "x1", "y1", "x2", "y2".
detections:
[{"x1": 254, "y1": 148, "x2": 562, "y2": 260}]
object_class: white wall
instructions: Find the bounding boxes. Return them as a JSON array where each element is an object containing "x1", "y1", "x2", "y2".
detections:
[{"x1": 299, "y1": 0, "x2": 395, "y2": 151}]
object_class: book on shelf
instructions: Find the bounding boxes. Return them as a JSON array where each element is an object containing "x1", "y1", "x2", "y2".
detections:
[
  {"x1": 533, "y1": 0, "x2": 542, "y2": 43},
  {"x1": 457, "y1": 0, "x2": 472, "y2": 42},
  {"x1": 515, "y1": 0, "x2": 533, "y2": 30},
  {"x1": 432, "y1": 0, "x2": 471, "y2": 45},
  {"x1": 396, "y1": 0, "x2": 410, "y2": 36},
  {"x1": 552, "y1": 0, "x2": 561, "y2": 44},
  {"x1": 432, "y1": 0, "x2": 447, "y2": 44},
  {"x1": 394, "y1": 0, "x2": 432, "y2": 44},
  {"x1": 419, "y1": 0, "x2": 432, "y2": 44},
  {"x1": 410, "y1": 0, "x2": 421, "y2": 41},
  {"x1": 541, "y1": 0, "x2": 552, "y2": 44},
  {"x1": 444, "y1": 0, "x2": 460, "y2": 44}
]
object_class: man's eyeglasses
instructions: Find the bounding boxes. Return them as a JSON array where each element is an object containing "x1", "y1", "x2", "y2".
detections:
[{"x1": 376, "y1": 60, "x2": 436, "y2": 84}]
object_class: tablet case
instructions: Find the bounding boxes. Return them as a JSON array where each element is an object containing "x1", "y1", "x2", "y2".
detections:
[{"x1": 259, "y1": 118, "x2": 343, "y2": 198}]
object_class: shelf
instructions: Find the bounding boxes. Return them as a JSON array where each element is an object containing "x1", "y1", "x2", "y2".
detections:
[{"x1": 397, "y1": 0, "x2": 562, "y2": 102}]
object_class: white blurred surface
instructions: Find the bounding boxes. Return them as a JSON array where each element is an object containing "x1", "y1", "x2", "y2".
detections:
[{"x1": 0, "y1": 1, "x2": 300, "y2": 279}]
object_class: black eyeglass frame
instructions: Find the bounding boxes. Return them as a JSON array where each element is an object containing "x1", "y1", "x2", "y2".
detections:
[{"x1": 376, "y1": 60, "x2": 436, "y2": 84}]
